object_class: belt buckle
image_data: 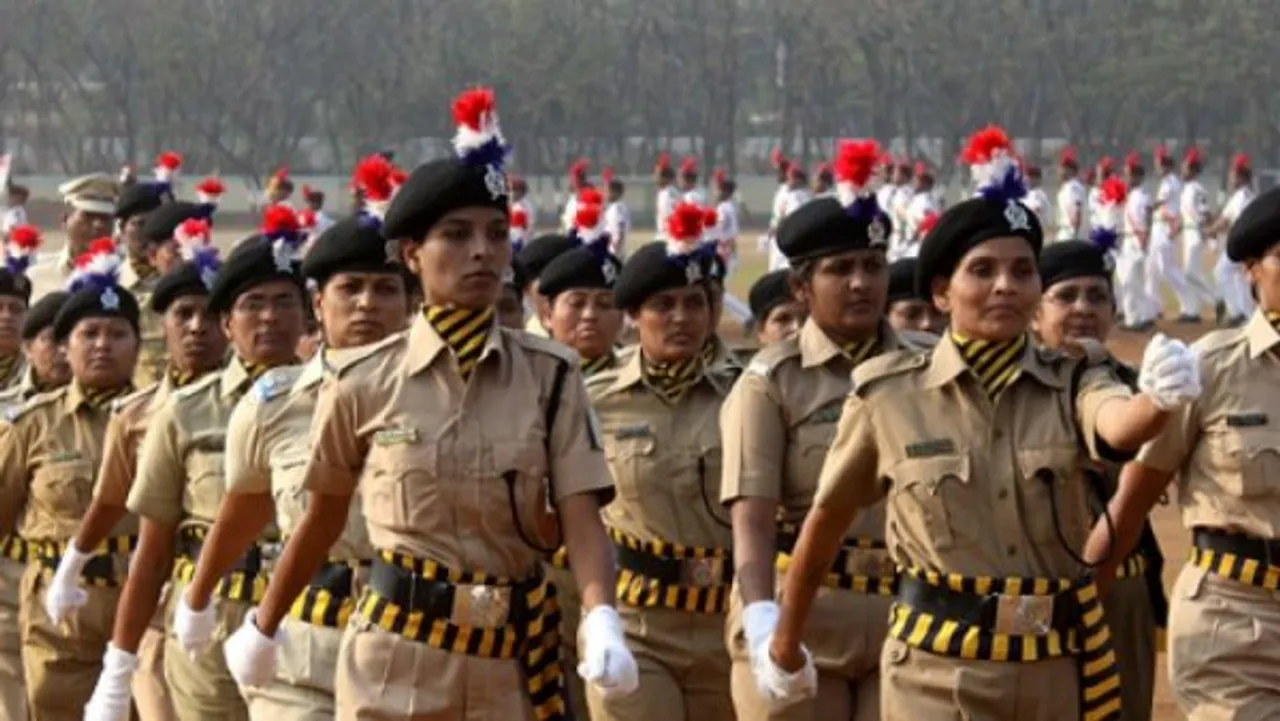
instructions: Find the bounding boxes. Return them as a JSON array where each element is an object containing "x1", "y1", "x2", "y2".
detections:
[
  {"x1": 682, "y1": 557, "x2": 725, "y2": 588},
  {"x1": 844, "y1": 548, "x2": 893, "y2": 578},
  {"x1": 994, "y1": 594, "x2": 1054, "y2": 636},
  {"x1": 452, "y1": 584, "x2": 512, "y2": 627}
]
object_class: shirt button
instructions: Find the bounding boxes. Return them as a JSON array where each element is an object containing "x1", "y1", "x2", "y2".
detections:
[
  {"x1": 997, "y1": 488, "x2": 1009, "y2": 500},
  {"x1": 1007, "y1": 545, "x2": 1018, "y2": 556},
  {"x1": 993, "y1": 429, "x2": 1005, "y2": 441}
]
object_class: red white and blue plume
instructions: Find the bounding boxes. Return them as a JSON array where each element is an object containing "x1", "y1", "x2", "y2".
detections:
[
  {"x1": 451, "y1": 87, "x2": 510, "y2": 188},
  {"x1": 68, "y1": 238, "x2": 123, "y2": 294},
  {"x1": 175, "y1": 218, "x2": 221, "y2": 289},
  {"x1": 1088, "y1": 177, "x2": 1128, "y2": 253},
  {"x1": 834, "y1": 139, "x2": 888, "y2": 229},
  {"x1": 569, "y1": 188, "x2": 607, "y2": 247},
  {"x1": 961, "y1": 125, "x2": 1026, "y2": 203},
  {"x1": 1232, "y1": 153, "x2": 1251, "y2": 173},
  {"x1": 154, "y1": 152, "x2": 182, "y2": 184},
  {"x1": 195, "y1": 176, "x2": 225, "y2": 206},
  {"x1": 261, "y1": 204, "x2": 304, "y2": 262},
  {"x1": 666, "y1": 201, "x2": 708, "y2": 256},
  {"x1": 701, "y1": 207, "x2": 721, "y2": 244},
  {"x1": 352, "y1": 154, "x2": 407, "y2": 222},
  {"x1": 509, "y1": 206, "x2": 530, "y2": 252},
  {"x1": 5, "y1": 225, "x2": 42, "y2": 276}
]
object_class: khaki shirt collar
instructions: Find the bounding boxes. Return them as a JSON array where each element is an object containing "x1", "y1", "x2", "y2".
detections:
[
  {"x1": 219, "y1": 356, "x2": 253, "y2": 399},
  {"x1": 405, "y1": 312, "x2": 505, "y2": 377},
  {"x1": 608, "y1": 336, "x2": 737, "y2": 397},
  {"x1": 798, "y1": 318, "x2": 900, "y2": 369},
  {"x1": 1246, "y1": 309, "x2": 1280, "y2": 359},
  {"x1": 296, "y1": 348, "x2": 328, "y2": 387},
  {"x1": 924, "y1": 332, "x2": 1061, "y2": 391}
]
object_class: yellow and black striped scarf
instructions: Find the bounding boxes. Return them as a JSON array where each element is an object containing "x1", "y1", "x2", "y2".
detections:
[
  {"x1": 952, "y1": 332, "x2": 1027, "y2": 399},
  {"x1": 842, "y1": 336, "x2": 879, "y2": 367},
  {"x1": 425, "y1": 306, "x2": 495, "y2": 382},
  {"x1": 82, "y1": 384, "x2": 133, "y2": 410},
  {"x1": 168, "y1": 366, "x2": 201, "y2": 388},
  {"x1": 31, "y1": 375, "x2": 61, "y2": 395},
  {"x1": 129, "y1": 258, "x2": 160, "y2": 283},
  {"x1": 241, "y1": 361, "x2": 275, "y2": 384},
  {"x1": 642, "y1": 352, "x2": 704, "y2": 404},
  {"x1": 581, "y1": 353, "x2": 617, "y2": 378}
]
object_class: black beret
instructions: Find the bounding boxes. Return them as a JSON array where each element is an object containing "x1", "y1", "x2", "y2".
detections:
[
  {"x1": 1226, "y1": 186, "x2": 1280, "y2": 262},
  {"x1": 206, "y1": 235, "x2": 303, "y2": 315},
  {"x1": 516, "y1": 234, "x2": 578, "y2": 283},
  {"x1": 114, "y1": 182, "x2": 164, "y2": 220},
  {"x1": 538, "y1": 243, "x2": 622, "y2": 299},
  {"x1": 1039, "y1": 240, "x2": 1113, "y2": 289},
  {"x1": 381, "y1": 158, "x2": 509, "y2": 242},
  {"x1": 0, "y1": 270, "x2": 32, "y2": 304},
  {"x1": 747, "y1": 269, "x2": 793, "y2": 322},
  {"x1": 150, "y1": 261, "x2": 213, "y2": 314},
  {"x1": 302, "y1": 215, "x2": 401, "y2": 285},
  {"x1": 614, "y1": 242, "x2": 721, "y2": 311},
  {"x1": 887, "y1": 259, "x2": 918, "y2": 305},
  {"x1": 141, "y1": 201, "x2": 204, "y2": 244},
  {"x1": 914, "y1": 195, "x2": 1042, "y2": 299},
  {"x1": 53, "y1": 284, "x2": 140, "y2": 342},
  {"x1": 22, "y1": 292, "x2": 68, "y2": 339},
  {"x1": 777, "y1": 196, "x2": 890, "y2": 263},
  {"x1": 506, "y1": 260, "x2": 529, "y2": 295}
]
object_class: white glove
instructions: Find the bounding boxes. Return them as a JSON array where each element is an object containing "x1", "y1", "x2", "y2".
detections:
[
  {"x1": 1138, "y1": 333, "x2": 1202, "y2": 410},
  {"x1": 44, "y1": 545, "x2": 91, "y2": 626},
  {"x1": 223, "y1": 609, "x2": 283, "y2": 689},
  {"x1": 755, "y1": 635, "x2": 818, "y2": 710},
  {"x1": 174, "y1": 590, "x2": 218, "y2": 657},
  {"x1": 577, "y1": 605, "x2": 639, "y2": 699},
  {"x1": 742, "y1": 600, "x2": 779, "y2": 663},
  {"x1": 83, "y1": 644, "x2": 138, "y2": 721}
]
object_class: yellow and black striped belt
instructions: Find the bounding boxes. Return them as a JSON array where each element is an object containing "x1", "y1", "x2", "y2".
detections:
[
  {"x1": 777, "y1": 523, "x2": 897, "y2": 595},
  {"x1": 289, "y1": 559, "x2": 370, "y2": 629},
  {"x1": 172, "y1": 527, "x2": 272, "y2": 604},
  {"x1": 609, "y1": 527, "x2": 731, "y2": 614},
  {"x1": 1113, "y1": 553, "x2": 1146, "y2": 580},
  {"x1": 890, "y1": 568, "x2": 1121, "y2": 721},
  {"x1": 358, "y1": 550, "x2": 568, "y2": 721},
  {"x1": 1190, "y1": 527, "x2": 1280, "y2": 589},
  {"x1": 35, "y1": 535, "x2": 138, "y2": 588},
  {"x1": 548, "y1": 546, "x2": 569, "y2": 570},
  {"x1": 0, "y1": 535, "x2": 31, "y2": 564}
]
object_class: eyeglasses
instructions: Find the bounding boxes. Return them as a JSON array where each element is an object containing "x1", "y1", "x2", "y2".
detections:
[
  {"x1": 233, "y1": 295, "x2": 302, "y2": 316},
  {"x1": 1045, "y1": 287, "x2": 1112, "y2": 308}
]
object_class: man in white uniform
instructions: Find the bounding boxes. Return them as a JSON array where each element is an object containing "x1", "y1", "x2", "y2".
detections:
[
  {"x1": 898, "y1": 163, "x2": 939, "y2": 260},
  {"x1": 769, "y1": 167, "x2": 811, "y2": 271},
  {"x1": 887, "y1": 159, "x2": 914, "y2": 259},
  {"x1": 604, "y1": 173, "x2": 631, "y2": 258},
  {"x1": 1087, "y1": 155, "x2": 1115, "y2": 227},
  {"x1": 712, "y1": 174, "x2": 739, "y2": 271},
  {"x1": 1119, "y1": 153, "x2": 1156, "y2": 329},
  {"x1": 1146, "y1": 145, "x2": 1194, "y2": 322},
  {"x1": 28, "y1": 174, "x2": 118, "y2": 299},
  {"x1": 678, "y1": 157, "x2": 704, "y2": 205},
  {"x1": 875, "y1": 154, "x2": 899, "y2": 218},
  {"x1": 560, "y1": 159, "x2": 591, "y2": 232},
  {"x1": 1178, "y1": 146, "x2": 1217, "y2": 322},
  {"x1": 509, "y1": 175, "x2": 538, "y2": 232},
  {"x1": 811, "y1": 163, "x2": 834, "y2": 198},
  {"x1": 654, "y1": 153, "x2": 679, "y2": 241},
  {"x1": 1207, "y1": 152, "x2": 1255, "y2": 326},
  {"x1": 1054, "y1": 148, "x2": 1086, "y2": 242},
  {"x1": 1022, "y1": 164, "x2": 1052, "y2": 231},
  {"x1": 1, "y1": 185, "x2": 29, "y2": 240}
]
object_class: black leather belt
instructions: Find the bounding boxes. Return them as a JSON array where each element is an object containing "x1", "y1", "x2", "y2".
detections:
[
  {"x1": 1193, "y1": 527, "x2": 1280, "y2": 565},
  {"x1": 614, "y1": 543, "x2": 735, "y2": 587},
  {"x1": 896, "y1": 573, "x2": 1080, "y2": 634},
  {"x1": 178, "y1": 529, "x2": 266, "y2": 576},
  {"x1": 367, "y1": 557, "x2": 537, "y2": 624}
]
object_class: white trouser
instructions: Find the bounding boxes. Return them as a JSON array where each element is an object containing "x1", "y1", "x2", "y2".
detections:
[
  {"x1": 1116, "y1": 237, "x2": 1153, "y2": 324},
  {"x1": 1146, "y1": 221, "x2": 1193, "y2": 317},
  {"x1": 1213, "y1": 251, "x2": 1254, "y2": 320},
  {"x1": 767, "y1": 236, "x2": 790, "y2": 271},
  {"x1": 1180, "y1": 228, "x2": 1218, "y2": 314}
]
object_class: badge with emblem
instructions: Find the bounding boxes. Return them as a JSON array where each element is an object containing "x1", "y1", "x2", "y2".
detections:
[
  {"x1": 868, "y1": 217, "x2": 887, "y2": 246},
  {"x1": 685, "y1": 261, "x2": 703, "y2": 284},
  {"x1": 501, "y1": 265, "x2": 515, "y2": 285},
  {"x1": 272, "y1": 242, "x2": 293, "y2": 272},
  {"x1": 200, "y1": 267, "x2": 217, "y2": 290},
  {"x1": 484, "y1": 165, "x2": 508, "y2": 201},
  {"x1": 99, "y1": 287, "x2": 120, "y2": 311},
  {"x1": 1004, "y1": 201, "x2": 1031, "y2": 232},
  {"x1": 384, "y1": 239, "x2": 400, "y2": 264},
  {"x1": 601, "y1": 259, "x2": 617, "y2": 285}
]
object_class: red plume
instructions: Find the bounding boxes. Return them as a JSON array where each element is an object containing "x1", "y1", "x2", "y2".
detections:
[
  {"x1": 918, "y1": 211, "x2": 940, "y2": 237},
  {"x1": 601, "y1": 167, "x2": 614, "y2": 187},
  {"x1": 654, "y1": 152, "x2": 671, "y2": 172},
  {"x1": 914, "y1": 161, "x2": 934, "y2": 178},
  {"x1": 510, "y1": 207, "x2": 529, "y2": 230},
  {"x1": 1184, "y1": 146, "x2": 1202, "y2": 165},
  {"x1": 1059, "y1": 146, "x2": 1078, "y2": 168},
  {"x1": 353, "y1": 154, "x2": 402, "y2": 202},
  {"x1": 1098, "y1": 156, "x2": 1114, "y2": 174},
  {"x1": 834, "y1": 139, "x2": 880, "y2": 187},
  {"x1": 679, "y1": 156, "x2": 698, "y2": 175},
  {"x1": 8, "y1": 225, "x2": 41, "y2": 251},
  {"x1": 702, "y1": 207, "x2": 718, "y2": 229},
  {"x1": 262, "y1": 204, "x2": 300, "y2": 234},
  {"x1": 577, "y1": 187, "x2": 604, "y2": 207},
  {"x1": 712, "y1": 168, "x2": 727, "y2": 186},
  {"x1": 1100, "y1": 176, "x2": 1128, "y2": 205},
  {"x1": 195, "y1": 177, "x2": 225, "y2": 196},
  {"x1": 273, "y1": 167, "x2": 289, "y2": 181},
  {"x1": 1232, "y1": 153, "x2": 1251, "y2": 172},
  {"x1": 666, "y1": 201, "x2": 706, "y2": 243},
  {"x1": 88, "y1": 237, "x2": 118, "y2": 257},
  {"x1": 574, "y1": 203, "x2": 602, "y2": 232},
  {"x1": 1153, "y1": 144, "x2": 1170, "y2": 163},
  {"x1": 769, "y1": 148, "x2": 787, "y2": 169},
  {"x1": 960, "y1": 126, "x2": 1012, "y2": 165},
  {"x1": 451, "y1": 87, "x2": 496, "y2": 132},
  {"x1": 1124, "y1": 151, "x2": 1142, "y2": 170},
  {"x1": 155, "y1": 151, "x2": 182, "y2": 170}
]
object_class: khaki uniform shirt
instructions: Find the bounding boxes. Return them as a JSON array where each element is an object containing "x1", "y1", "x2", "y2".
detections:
[
  {"x1": 720, "y1": 320, "x2": 916, "y2": 542},
  {"x1": 0, "y1": 380, "x2": 137, "y2": 544},
  {"x1": 126, "y1": 359, "x2": 258, "y2": 530},
  {"x1": 814, "y1": 333, "x2": 1131, "y2": 579},
  {"x1": 588, "y1": 345, "x2": 739, "y2": 551},
  {"x1": 303, "y1": 316, "x2": 613, "y2": 579},
  {"x1": 227, "y1": 351, "x2": 371, "y2": 561},
  {"x1": 1137, "y1": 311, "x2": 1280, "y2": 539},
  {"x1": 26, "y1": 250, "x2": 73, "y2": 303},
  {"x1": 120, "y1": 264, "x2": 166, "y2": 389},
  {"x1": 0, "y1": 367, "x2": 39, "y2": 416},
  {"x1": 0, "y1": 355, "x2": 27, "y2": 393},
  {"x1": 92, "y1": 376, "x2": 178, "y2": 508}
]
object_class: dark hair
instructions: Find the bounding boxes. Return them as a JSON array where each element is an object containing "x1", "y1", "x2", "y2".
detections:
[{"x1": 608, "y1": 179, "x2": 624, "y2": 193}]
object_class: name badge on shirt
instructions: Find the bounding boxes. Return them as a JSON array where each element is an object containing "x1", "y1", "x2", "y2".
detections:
[
  {"x1": 805, "y1": 402, "x2": 843, "y2": 426},
  {"x1": 904, "y1": 438, "x2": 957, "y2": 459},
  {"x1": 613, "y1": 422, "x2": 652, "y2": 441},
  {"x1": 1226, "y1": 412, "x2": 1269, "y2": 428},
  {"x1": 373, "y1": 427, "x2": 419, "y2": 446},
  {"x1": 49, "y1": 450, "x2": 83, "y2": 463}
]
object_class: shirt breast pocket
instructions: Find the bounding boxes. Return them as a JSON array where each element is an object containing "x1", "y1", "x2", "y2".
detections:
[
  {"x1": 888, "y1": 454, "x2": 972, "y2": 552},
  {"x1": 33, "y1": 459, "x2": 94, "y2": 517},
  {"x1": 362, "y1": 441, "x2": 437, "y2": 534},
  {"x1": 269, "y1": 454, "x2": 311, "y2": 535},
  {"x1": 789, "y1": 422, "x2": 837, "y2": 500},
  {"x1": 492, "y1": 438, "x2": 556, "y2": 548},
  {"x1": 187, "y1": 449, "x2": 227, "y2": 516},
  {"x1": 1017, "y1": 446, "x2": 1088, "y2": 545},
  {"x1": 604, "y1": 432, "x2": 658, "y2": 503},
  {"x1": 1210, "y1": 428, "x2": 1280, "y2": 499}
]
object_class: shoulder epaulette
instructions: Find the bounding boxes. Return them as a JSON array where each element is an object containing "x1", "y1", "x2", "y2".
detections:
[
  {"x1": 6, "y1": 387, "x2": 64, "y2": 423},
  {"x1": 252, "y1": 365, "x2": 305, "y2": 403},
  {"x1": 584, "y1": 367, "x2": 623, "y2": 396},
  {"x1": 335, "y1": 330, "x2": 409, "y2": 378},
  {"x1": 111, "y1": 382, "x2": 160, "y2": 414},
  {"x1": 851, "y1": 348, "x2": 927, "y2": 396},
  {"x1": 744, "y1": 335, "x2": 800, "y2": 378},
  {"x1": 1192, "y1": 326, "x2": 1246, "y2": 357},
  {"x1": 172, "y1": 371, "x2": 220, "y2": 400},
  {"x1": 507, "y1": 327, "x2": 580, "y2": 366}
]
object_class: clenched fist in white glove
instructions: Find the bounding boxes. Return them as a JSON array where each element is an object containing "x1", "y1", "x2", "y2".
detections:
[
  {"x1": 44, "y1": 545, "x2": 91, "y2": 626},
  {"x1": 174, "y1": 590, "x2": 218, "y2": 657},
  {"x1": 577, "y1": 605, "x2": 639, "y2": 699},
  {"x1": 742, "y1": 600, "x2": 779, "y2": 663},
  {"x1": 757, "y1": 636, "x2": 817, "y2": 710},
  {"x1": 223, "y1": 609, "x2": 283, "y2": 689},
  {"x1": 84, "y1": 644, "x2": 138, "y2": 721},
  {"x1": 1138, "y1": 333, "x2": 1202, "y2": 411}
]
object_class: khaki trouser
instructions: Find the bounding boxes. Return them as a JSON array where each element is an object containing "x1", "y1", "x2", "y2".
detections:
[
  {"x1": 1104, "y1": 574, "x2": 1156, "y2": 721},
  {"x1": 725, "y1": 581, "x2": 889, "y2": 721},
  {"x1": 336, "y1": 618, "x2": 538, "y2": 721},
  {"x1": 880, "y1": 637, "x2": 1080, "y2": 721},
  {"x1": 0, "y1": 560, "x2": 26, "y2": 721},
  {"x1": 586, "y1": 605, "x2": 733, "y2": 721},
  {"x1": 1168, "y1": 563, "x2": 1280, "y2": 721},
  {"x1": 163, "y1": 579, "x2": 250, "y2": 721},
  {"x1": 544, "y1": 563, "x2": 587, "y2": 720},
  {"x1": 19, "y1": 563, "x2": 119, "y2": 721},
  {"x1": 244, "y1": 616, "x2": 341, "y2": 720},
  {"x1": 134, "y1": 627, "x2": 178, "y2": 721}
]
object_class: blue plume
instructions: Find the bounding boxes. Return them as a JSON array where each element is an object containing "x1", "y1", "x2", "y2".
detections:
[
  {"x1": 977, "y1": 164, "x2": 1028, "y2": 205},
  {"x1": 459, "y1": 137, "x2": 510, "y2": 173},
  {"x1": 356, "y1": 211, "x2": 383, "y2": 231},
  {"x1": 1089, "y1": 227, "x2": 1119, "y2": 253},
  {"x1": 5, "y1": 255, "x2": 31, "y2": 276}
]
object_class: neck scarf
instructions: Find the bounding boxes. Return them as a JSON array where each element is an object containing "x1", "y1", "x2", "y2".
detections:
[
  {"x1": 952, "y1": 332, "x2": 1027, "y2": 399},
  {"x1": 425, "y1": 306, "x2": 495, "y2": 382}
]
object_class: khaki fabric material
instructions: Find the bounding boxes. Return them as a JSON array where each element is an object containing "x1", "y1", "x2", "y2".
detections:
[
  {"x1": 0, "y1": 559, "x2": 25, "y2": 721},
  {"x1": 244, "y1": 616, "x2": 341, "y2": 721},
  {"x1": 134, "y1": 627, "x2": 178, "y2": 721},
  {"x1": 162, "y1": 578, "x2": 250, "y2": 721},
  {"x1": 1105, "y1": 575, "x2": 1156, "y2": 721},
  {"x1": 545, "y1": 563, "x2": 587, "y2": 720},
  {"x1": 119, "y1": 268, "x2": 165, "y2": 390}
]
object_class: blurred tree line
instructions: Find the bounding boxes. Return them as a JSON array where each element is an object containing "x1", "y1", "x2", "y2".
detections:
[{"x1": 0, "y1": 0, "x2": 1275, "y2": 183}]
